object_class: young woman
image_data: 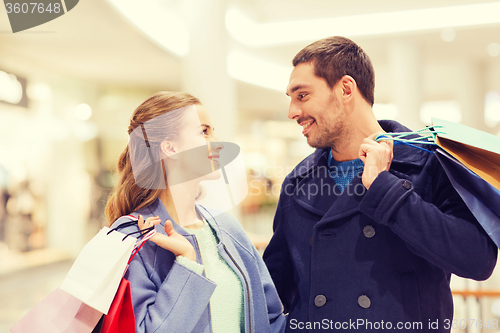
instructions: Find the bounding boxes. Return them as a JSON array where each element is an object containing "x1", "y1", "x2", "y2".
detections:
[{"x1": 105, "y1": 91, "x2": 285, "y2": 333}]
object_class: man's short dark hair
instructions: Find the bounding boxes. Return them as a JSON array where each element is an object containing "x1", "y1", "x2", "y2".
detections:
[{"x1": 292, "y1": 36, "x2": 375, "y2": 106}]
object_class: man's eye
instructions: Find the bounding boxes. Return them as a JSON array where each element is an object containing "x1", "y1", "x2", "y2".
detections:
[{"x1": 298, "y1": 94, "x2": 306, "y2": 100}]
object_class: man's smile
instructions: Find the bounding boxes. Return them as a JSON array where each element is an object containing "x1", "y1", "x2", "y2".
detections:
[{"x1": 299, "y1": 119, "x2": 315, "y2": 135}]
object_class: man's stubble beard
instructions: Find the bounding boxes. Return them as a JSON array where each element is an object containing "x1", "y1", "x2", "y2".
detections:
[{"x1": 306, "y1": 98, "x2": 348, "y2": 152}]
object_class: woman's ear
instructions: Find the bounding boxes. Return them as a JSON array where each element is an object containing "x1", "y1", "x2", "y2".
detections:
[{"x1": 161, "y1": 140, "x2": 178, "y2": 159}]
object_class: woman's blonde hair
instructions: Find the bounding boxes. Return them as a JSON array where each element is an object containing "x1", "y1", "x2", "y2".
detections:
[{"x1": 105, "y1": 91, "x2": 200, "y2": 225}]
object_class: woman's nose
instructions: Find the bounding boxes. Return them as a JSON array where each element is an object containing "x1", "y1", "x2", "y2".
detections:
[
  {"x1": 208, "y1": 134, "x2": 224, "y2": 151},
  {"x1": 211, "y1": 141, "x2": 224, "y2": 152}
]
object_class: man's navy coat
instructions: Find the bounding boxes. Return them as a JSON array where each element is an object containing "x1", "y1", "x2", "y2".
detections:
[{"x1": 263, "y1": 120, "x2": 497, "y2": 332}]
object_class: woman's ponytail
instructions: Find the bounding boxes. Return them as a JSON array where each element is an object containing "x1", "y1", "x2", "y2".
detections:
[{"x1": 104, "y1": 91, "x2": 200, "y2": 225}]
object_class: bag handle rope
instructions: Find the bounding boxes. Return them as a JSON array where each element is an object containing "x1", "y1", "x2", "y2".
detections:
[
  {"x1": 375, "y1": 125, "x2": 445, "y2": 153},
  {"x1": 108, "y1": 215, "x2": 156, "y2": 263}
]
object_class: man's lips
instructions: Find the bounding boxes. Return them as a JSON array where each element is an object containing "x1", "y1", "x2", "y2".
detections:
[{"x1": 299, "y1": 120, "x2": 315, "y2": 135}]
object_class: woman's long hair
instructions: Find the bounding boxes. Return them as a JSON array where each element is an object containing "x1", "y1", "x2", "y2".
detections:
[{"x1": 105, "y1": 91, "x2": 200, "y2": 225}]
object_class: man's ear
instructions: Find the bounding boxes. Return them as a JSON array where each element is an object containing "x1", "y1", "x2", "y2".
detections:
[
  {"x1": 340, "y1": 75, "x2": 356, "y2": 101},
  {"x1": 161, "y1": 140, "x2": 177, "y2": 159}
]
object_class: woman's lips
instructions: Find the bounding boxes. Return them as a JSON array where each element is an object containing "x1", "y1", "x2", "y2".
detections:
[{"x1": 208, "y1": 155, "x2": 220, "y2": 164}]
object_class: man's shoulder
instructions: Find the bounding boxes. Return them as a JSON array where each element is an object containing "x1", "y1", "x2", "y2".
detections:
[{"x1": 378, "y1": 119, "x2": 412, "y2": 133}]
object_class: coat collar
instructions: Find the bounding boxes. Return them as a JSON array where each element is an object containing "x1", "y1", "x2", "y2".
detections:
[
  {"x1": 141, "y1": 198, "x2": 225, "y2": 242},
  {"x1": 288, "y1": 120, "x2": 432, "y2": 219},
  {"x1": 379, "y1": 120, "x2": 432, "y2": 167},
  {"x1": 288, "y1": 120, "x2": 430, "y2": 182},
  {"x1": 289, "y1": 150, "x2": 364, "y2": 218}
]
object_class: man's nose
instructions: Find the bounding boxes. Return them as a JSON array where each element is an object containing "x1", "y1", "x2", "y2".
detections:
[{"x1": 288, "y1": 102, "x2": 302, "y2": 120}]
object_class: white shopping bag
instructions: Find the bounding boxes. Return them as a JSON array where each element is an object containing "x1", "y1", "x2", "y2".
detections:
[
  {"x1": 10, "y1": 288, "x2": 102, "y2": 333},
  {"x1": 60, "y1": 227, "x2": 136, "y2": 314}
]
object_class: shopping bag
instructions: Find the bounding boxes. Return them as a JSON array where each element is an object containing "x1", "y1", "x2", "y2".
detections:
[
  {"x1": 10, "y1": 288, "x2": 102, "y2": 333},
  {"x1": 100, "y1": 278, "x2": 136, "y2": 333},
  {"x1": 376, "y1": 119, "x2": 500, "y2": 248},
  {"x1": 431, "y1": 117, "x2": 500, "y2": 191},
  {"x1": 91, "y1": 218, "x2": 154, "y2": 333},
  {"x1": 435, "y1": 149, "x2": 500, "y2": 247},
  {"x1": 60, "y1": 227, "x2": 136, "y2": 314}
]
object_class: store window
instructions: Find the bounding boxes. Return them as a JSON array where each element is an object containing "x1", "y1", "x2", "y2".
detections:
[
  {"x1": 420, "y1": 100, "x2": 462, "y2": 125},
  {"x1": 373, "y1": 103, "x2": 399, "y2": 120},
  {"x1": 485, "y1": 91, "x2": 500, "y2": 128}
]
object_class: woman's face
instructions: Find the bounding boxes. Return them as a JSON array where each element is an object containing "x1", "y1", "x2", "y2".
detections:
[{"x1": 165, "y1": 104, "x2": 224, "y2": 183}]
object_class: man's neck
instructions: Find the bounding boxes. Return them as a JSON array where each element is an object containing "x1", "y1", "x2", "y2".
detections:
[{"x1": 331, "y1": 106, "x2": 384, "y2": 162}]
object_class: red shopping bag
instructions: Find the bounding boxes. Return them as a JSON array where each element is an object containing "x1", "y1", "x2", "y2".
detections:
[
  {"x1": 100, "y1": 278, "x2": 136, "y2": 333},
  {"x1": 96, "y1": 216, "x2": 156, "y2": 332}
]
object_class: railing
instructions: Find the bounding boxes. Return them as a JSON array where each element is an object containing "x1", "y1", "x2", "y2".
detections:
[
  {"x1": 451, "y1": 290, "x2": 500, "y2": 333},
  {"x1": 452, "y1": 290, "x2": 500, "y2": 298}
]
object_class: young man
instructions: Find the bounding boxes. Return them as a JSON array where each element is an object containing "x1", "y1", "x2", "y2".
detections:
[{"x1": 263, "y1": 36, "x2": 497, "y2": 332}]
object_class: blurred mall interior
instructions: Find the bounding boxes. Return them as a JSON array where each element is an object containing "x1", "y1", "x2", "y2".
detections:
[{"x1": 1, "y1": 0, "x2": 500, "y2": 331}]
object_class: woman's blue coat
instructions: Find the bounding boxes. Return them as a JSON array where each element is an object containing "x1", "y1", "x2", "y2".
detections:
[
  {"x1": 111, "y1": 199, "x2": 286, "y2": 333},
  {"x1": 263, "y1": 120, "x2": 497, "y2": 332}
]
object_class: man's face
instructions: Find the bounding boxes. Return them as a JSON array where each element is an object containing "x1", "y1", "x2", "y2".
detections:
[{"x1": 286, "y1": 62, "x2": 347, "y2": 151}]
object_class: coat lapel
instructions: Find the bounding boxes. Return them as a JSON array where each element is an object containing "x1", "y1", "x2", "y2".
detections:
[
  {"x1": 291, "y1": 148, "x2": 336, "y2": 216},
  {"x1": 144, "y1": 198, "x2": 196, "y2": 238},
  {"x1": 291, "y1": 148, "x2": 364, "y2": 222},
  {"x1": 290, "y1": 120, "x2": 431, "y2": 226},
  {"x1": 317, "y1": 175, "x2": 366, "y2": 226}
]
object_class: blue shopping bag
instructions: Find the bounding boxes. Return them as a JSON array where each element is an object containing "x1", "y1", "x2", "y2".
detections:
[
  {"x1": 377, "y1": 118, "x2": 500, "y2": 247},
  {"x1": 435, "y1": 148, "x2": 500, "y2": 247}
]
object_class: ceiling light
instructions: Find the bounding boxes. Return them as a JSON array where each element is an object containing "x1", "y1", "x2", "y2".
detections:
[
  {"x1": 226, "y1": 2, "x2": 500, "y2": 47},
  {"x1": 106, "y1": 0, "x2": 189, "y2": 57},
  {"x1": 227, "y1": 50, "x2": 292, "y2": 91}
]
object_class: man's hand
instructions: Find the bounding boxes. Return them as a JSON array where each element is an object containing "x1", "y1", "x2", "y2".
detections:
[
  {"x1": 138, "y1": 215, "x2": 197, "y2": 262},
  {"x1": 358, "y1": 132, "x2": 394, "y2": 190}
]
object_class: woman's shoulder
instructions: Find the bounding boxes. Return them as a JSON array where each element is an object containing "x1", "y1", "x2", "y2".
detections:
[
  {"x1": 109, "y1": 204, "x2": 155, "y2": 233},
  {"x1": 199, "y1": 205, "x2": 238, "y2": 225},
  {"x1": 109, "y1": 214, "x2": 141, "y2": 234}
]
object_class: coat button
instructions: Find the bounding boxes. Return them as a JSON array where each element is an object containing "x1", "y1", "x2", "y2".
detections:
[
  {"x1": 314, "y1": 295, "x2": 327, "y2": 307},
  {"x1": 402, "y1": 180, "x2": 412, "y2": 190},
  {"x1": 363, "y1": 225, "x2": 375, "y2": 238},
  {"x1": 358, "y1": 295, "x2": 371, "y2": 309}
]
